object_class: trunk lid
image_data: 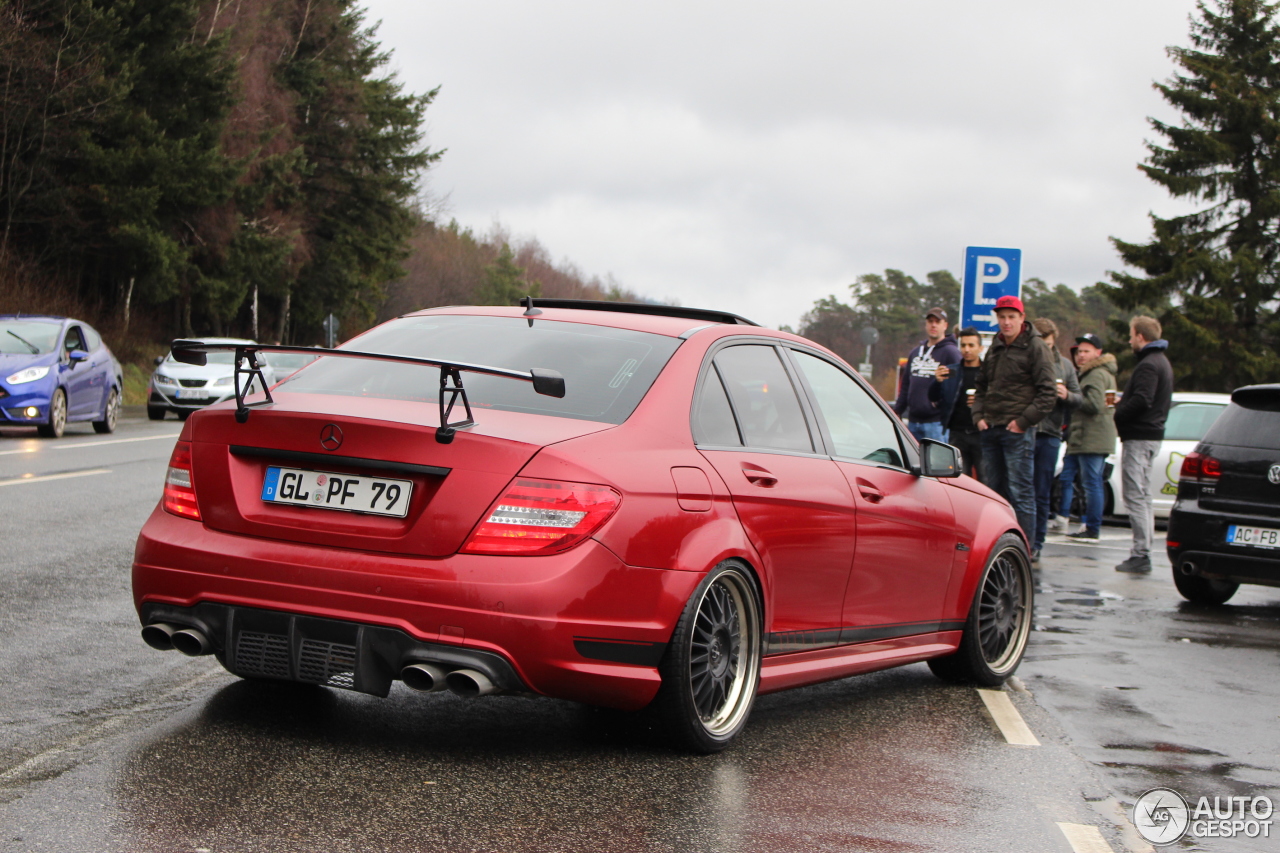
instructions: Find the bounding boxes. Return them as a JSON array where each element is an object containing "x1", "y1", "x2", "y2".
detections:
[{"x1": 189, "y1": 392, "x2": 613, "y2": 557}]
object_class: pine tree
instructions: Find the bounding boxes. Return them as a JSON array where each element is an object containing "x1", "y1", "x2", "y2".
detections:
[
  {"x1": 1106, "y1": 0, "x2": 1280, "y2": 389},
  {"x1": 475, "y1": 243, "x2": 539, "y2": 305},
  {"x1": 279, "y1": 0, "x2": 440, "y2": 342}
]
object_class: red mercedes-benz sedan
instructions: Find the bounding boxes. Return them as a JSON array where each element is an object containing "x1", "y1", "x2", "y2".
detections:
[{"x1": 132, "y1": 300, "x2": 1032, "y2": 752}]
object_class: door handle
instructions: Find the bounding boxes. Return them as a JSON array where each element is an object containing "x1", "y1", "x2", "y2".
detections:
[
  {"x1": 741, "y1": 465, "x2": 777, "y2": 487},
  {"x1": 856, "y1": 478, "x2": 884, "y2": 503}
]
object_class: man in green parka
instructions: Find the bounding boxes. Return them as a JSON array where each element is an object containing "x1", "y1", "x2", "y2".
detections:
[{"x1": 1057, "y1": 333, "x2": 1117, "y2": 539}]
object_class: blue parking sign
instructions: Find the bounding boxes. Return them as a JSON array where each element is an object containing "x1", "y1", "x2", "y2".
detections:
[{"x1": 961, "y1": 247, "x2": 1022, "y2": 333}]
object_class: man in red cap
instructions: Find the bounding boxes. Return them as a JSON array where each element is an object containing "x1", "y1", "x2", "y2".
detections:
[{"x1": 971, "y1": 295, "x2": 1058, "y2": 556}]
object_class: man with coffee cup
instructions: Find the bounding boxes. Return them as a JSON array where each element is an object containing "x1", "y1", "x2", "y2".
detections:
[
  {"x1": 930, "y1": 327, "x2": 984, "y2": 478},
  {"x1": 893, "y1": 307, "x2": 962, "y2": 443},
  {"x1": 1112, "y1": 316, "x2": 1174, "y2": 573},
  {"x1": 1058, "y1": 333, "x2": 1117, "y2": 540},
  {"x1": 1029, "y1": 318, "x2": 1081, "y2": 562}
]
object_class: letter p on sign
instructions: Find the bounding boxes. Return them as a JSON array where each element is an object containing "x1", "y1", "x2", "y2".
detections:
[{"x1": 975, "y1": 257, "x2": 1008, "y2": 305}]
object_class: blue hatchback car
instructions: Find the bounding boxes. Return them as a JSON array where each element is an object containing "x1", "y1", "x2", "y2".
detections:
[{"x1": 0, "y1": 315, "x2": 123, "y2": 437}]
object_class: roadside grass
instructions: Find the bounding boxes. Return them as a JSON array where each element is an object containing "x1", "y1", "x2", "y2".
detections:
[
  {"x1": 119, "y1": 344, "x2": 167, "y2": 406},
  {"x1": 123, "y1": 362, "x2": 153, "y2": 406}
]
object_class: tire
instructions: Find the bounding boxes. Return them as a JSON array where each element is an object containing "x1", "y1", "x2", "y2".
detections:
[
  {"x1": 36, "y1": 388, "x2": 67, "y2": 438},
  {"x1": 147, "y1": 405, "x2": 167, "y2": 421},
  {"x1": 1172, "y1": 568, "x2": 1238, "y2": 605},
  {"x1": 175, "y1": 409, "x2": 191, "y2": 420},
  {"x1": 929, "y1": 533, "x2": 1033, "y2": 686},
  {"x1": 93, "y1": 387, "x2": 120, "y2": 434},
  {"x1": 652, "y1": 562, "x2": 763, "y2": 753}
]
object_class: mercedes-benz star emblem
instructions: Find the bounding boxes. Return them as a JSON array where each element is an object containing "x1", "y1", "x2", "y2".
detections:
[
  {"x1": 320, "y1": 424, "x2": 344, "y2": 451},
  {"x1": 1269, "y1": 464, "x2": 1280, "y2": 485}
]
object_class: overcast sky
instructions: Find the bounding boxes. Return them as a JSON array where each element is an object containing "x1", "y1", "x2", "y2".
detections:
[{"x1": 360, "y1": 1, "x2": 1205, "y2": 329}]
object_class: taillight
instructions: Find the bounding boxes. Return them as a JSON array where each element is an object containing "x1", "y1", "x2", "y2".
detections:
[
  {"x1": 162, "y1": 440, "x2": 201, "y2": 520},
  {"x1": 461, "y1": 478, "x2": 621, "y2": 555},
  {"x1": 1179, "y1": 451, "x2": 1221, "y2": 482}
]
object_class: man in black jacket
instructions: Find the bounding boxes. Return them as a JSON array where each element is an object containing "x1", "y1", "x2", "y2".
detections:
[
  {"x1": 972, "y1": 296, "x2": 1058, "y2": 546},
  {"x1": 1113, "y1": 315, "x2": 1174, "y2": 573},
  {"x1": 930, "y1": 327, "x2": 984, "y2": 478}
]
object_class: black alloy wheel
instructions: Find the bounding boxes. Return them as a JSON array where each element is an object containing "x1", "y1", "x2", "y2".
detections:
[
  {"x1": 654, "y1": 562, "x2": 762, "y2": 753},
  {"x1": 929, "y1": 533, "x2": 1033, "y2": 685}
]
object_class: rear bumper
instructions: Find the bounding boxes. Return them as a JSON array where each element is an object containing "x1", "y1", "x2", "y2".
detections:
[
  {"x1": 1167, "y1": 503, "x2": 1280, "y2": 587},
  {"x1": 132, "y1": 506, "x2": 701, "y2": 709},
  {"x1": 141, "y1": 600, "x2": 529, "y2": 696}
]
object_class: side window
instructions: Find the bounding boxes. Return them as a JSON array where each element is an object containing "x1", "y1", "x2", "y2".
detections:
[
  {"x1": 82, "y1": 325, "x2": 102, "y2": 351},
  {"x1": 692, "y1": 366, "x2": 743, "y2": 446},
  {"x1": 64, "y1": 326, "x2": 86, "y2": 353},
  {"x1": 713, "y1": 345, "x2": 813, "y2": 453},
  {"x1": 791, "y1": 351, "x2": 905, "y2": 468}
]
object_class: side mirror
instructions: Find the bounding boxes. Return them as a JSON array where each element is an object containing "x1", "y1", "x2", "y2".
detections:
[
  {"x1": 919, "y1": 439, "x2": 961, "y2": 478},
  {"x1": 67, "y1": 349, "x2": 89, "y2": 364}
]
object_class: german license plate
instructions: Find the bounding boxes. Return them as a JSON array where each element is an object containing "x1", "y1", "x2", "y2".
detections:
[
  {"x1": 176, "y1": 388, "x2": 210, "y2": 399},
  {"x1": 261, "y1": 466, "x2": 412, "y2": 518},
  {"x1": 1226, "y1": 524, "x2": 1280, "y2": 549}
]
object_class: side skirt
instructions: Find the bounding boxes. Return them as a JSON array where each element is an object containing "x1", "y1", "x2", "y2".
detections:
[{"x1": 758, "y1": 630, "x2": 964, "y2": 695}]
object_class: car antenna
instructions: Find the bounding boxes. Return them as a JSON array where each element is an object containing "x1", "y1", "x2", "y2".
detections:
[{"x1": 522, "y1": 295, "x2": 542, "y2": 327}]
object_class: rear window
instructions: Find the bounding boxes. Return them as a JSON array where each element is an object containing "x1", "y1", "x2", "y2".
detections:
[
  {"x1": 1203, "y1": 389, "x2": 1280, "y2": 450},
  {"x1": 280, "y1": 315, "x2": 682, "y2": 424},
  {"x1": 1163, "y1": 402, "x2": 1226, "y2": 441}
]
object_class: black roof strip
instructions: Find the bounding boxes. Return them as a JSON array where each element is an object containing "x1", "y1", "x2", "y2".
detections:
[
  {"x1": 230, "y1": 445, "x2": 450, "y2": 478},
  {"x1": 525, "y1": 298, "x2": 759, "y2": 327}
]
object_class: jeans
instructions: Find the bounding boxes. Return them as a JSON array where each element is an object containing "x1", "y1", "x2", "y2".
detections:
[
  {"x1": 908, "y1": 420, "x2": 948, "y2": 444},
  {"x1": 1032, "y1": 434, "x2": 1061, "y2": 550},
  {"x1": 950, "y1": 429, "x2": 983, "y2": 480},
  {"x1": 1121, "y1": 439, "x2": 1159, "y2": 559},
  {"x1": 1059, "y1": 453, "x2": 1106, "y2": 534},
  {"x1": 979, "y1": 426, "x2": 1037, "y2": 542}
]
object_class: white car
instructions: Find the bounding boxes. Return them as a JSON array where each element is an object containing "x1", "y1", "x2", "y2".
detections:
[
  {"x1": 147, "y1": 338, "x2": 278, "y2": 420},
  {"x1": 1059, "y1": 392, "x2": 1230, "y2": 521}
]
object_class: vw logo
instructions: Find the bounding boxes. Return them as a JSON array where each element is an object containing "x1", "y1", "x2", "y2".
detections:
[
  {"x1": 1269, "y1": 464, "x2": 1280, "y2": 485},
  {"x1": 319, "y1": 424, "x2": 344, "y2": 451}
]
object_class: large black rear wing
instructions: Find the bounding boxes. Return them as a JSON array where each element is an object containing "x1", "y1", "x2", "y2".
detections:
[{"x1": 169, "y1": 340, "x2": 566, "y2": 444}]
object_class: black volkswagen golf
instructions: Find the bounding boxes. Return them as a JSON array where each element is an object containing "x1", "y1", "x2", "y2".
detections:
[{"x1": 1167, "y1": 384, "x2": 1280, "y2": 604}]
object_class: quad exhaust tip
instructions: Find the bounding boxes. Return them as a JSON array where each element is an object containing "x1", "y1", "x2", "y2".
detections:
[
  {"x1": 401, "y1": 664, "x2": 500, "y2": 697},
  {"x1": 141, "y1": 622, "x2": 179, "y2": 651},
  {"x1": 171, "y1": 627, "x2": 212, "y2": 656},
  {"x1": 445, "y1": 668, "x2": 498, "y2": 698},
  {"x1": 401, "y1": 662, "x2": 449, "y2": 693},
  {"x1": 142, "y1": 622, "x2": 213, "y2": 656}
]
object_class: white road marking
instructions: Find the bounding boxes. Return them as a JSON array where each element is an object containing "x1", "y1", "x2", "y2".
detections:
[
  {"x1": 0, "y1": 432, "x2": 180, "y2": 456},
  {"x1": 1057, "y1": 822, "x2": 1116, "y2": 853},
  {"x1": 0, "y1": 668, "x2": 226, "y2": 786},
  {"x1": 977, "y1": 688, "x2": 1040, "y2": 746},
  {"x1": 0, "y1": 468, "x2": 111, "y2": 487},
  {"x1": 0, "y1": 445, "x2": 40, "y2": 456}
]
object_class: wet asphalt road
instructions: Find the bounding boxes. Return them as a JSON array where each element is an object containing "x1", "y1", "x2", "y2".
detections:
[{"x1": 0, "y1": 414, "x2": 1277, "y2": 852}]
